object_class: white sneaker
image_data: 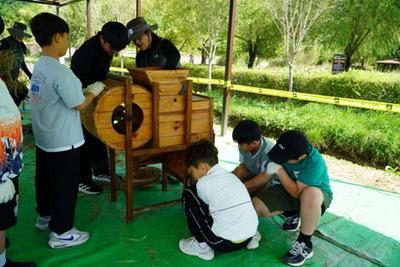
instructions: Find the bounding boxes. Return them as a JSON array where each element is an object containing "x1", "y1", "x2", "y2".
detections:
[
  {"x1": 246, "y1": 231, "x2": 262, "y2": 249},
  {"x1": 35, "y1": 216, "x2": 51, "y2": 231},
  {"x1": 92, "y1": 174, "x2": 110, "y2": 183},
  {"x1": 48, "y1": 227, "x2": 89, "y2": 249},
  {"x1": 179, "y1": 237, "x2": 214, "y2": 261}
]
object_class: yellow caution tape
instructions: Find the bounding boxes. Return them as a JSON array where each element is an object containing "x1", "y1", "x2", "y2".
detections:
[
  {"x1": 188, "y1": 77, "x2": 400, "y2": 113},
  {"x1": 188, "y1": 77, "x2": 225, "y2": 86},
  {"x1": 108, "y1": 68, "x2": 400, "y2": 113}
]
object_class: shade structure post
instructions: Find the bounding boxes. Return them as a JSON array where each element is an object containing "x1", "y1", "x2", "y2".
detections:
[
  {"x1": 136, "y1": 0, "x2": 141, "y2": 17},
  {"x1": 86, "y1": 0, "x2": 92, "y2": 39},
  {"x1": 221, "y1": 0, "x2": 237, "y2": 136}
]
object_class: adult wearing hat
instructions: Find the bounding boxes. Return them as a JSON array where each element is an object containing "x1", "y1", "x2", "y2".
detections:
[
  {"x1": 0, "y1": 15, "x2": 37, "y2": 267},
  {"x1": 126, "y1": 17, "x2": 181, "y2": 69},
  {"x1": 0, "y1": 22, "x2": 32, "y2": 106}
]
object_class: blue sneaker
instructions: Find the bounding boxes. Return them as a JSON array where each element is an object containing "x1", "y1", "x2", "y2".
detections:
[{"x1": 48, "y1": 227, "x2": 89, "y2": 249}]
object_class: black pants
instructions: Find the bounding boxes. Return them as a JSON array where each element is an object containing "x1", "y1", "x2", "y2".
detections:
[
  {"x1": 182, "y1": 186, "x2": 251, "y2": 253},
  {"x1": 0, "y1": 176, "x2": 19, "y2": 231},
  {"x1": 79, "y1": 127, "x2": 109, "y2": 183},
  {"x1": 35, "y1": 146, "x2": 80, "y2": 234}
]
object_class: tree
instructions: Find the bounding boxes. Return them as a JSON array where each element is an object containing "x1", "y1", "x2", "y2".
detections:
[
  {"x1": 62, "y1": 2, "x2": 87, "y2": 48},
  {"x1": 267, "y1": 0, "x2": 331, "y2": 91},
  {"x1": 236, "y1": 0, "x2": 281, "y2": 68},
  {"x1": 142, "y1": 0, "x2": 198, "y2": 52},
  {"x1": 91, "y1": 0, "x2": 136, "y2": 34},
  {"x1": 183, "y1": 0, "x2": 229, "y2": 90},
  {"x1": 319, "y1": 0, "x2": 400, "y2": 69}
]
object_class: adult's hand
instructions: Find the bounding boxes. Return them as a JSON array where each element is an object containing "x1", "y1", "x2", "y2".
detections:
[{"x1": 83, "y1": 81, "x2": 105, "y2": 97}]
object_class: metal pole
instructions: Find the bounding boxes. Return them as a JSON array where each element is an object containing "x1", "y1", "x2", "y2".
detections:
[
  {"x1": 56, "y1": 6, "x2": 60, "y2": 16},
  {"x1": 221, "y1": 0, "x2": 237, "y2": 136},
  {"x1": 136, "y1": 0, "x2": 141, "y2": 17},
  {"x1": 86, "y1": 0, "x2": 92, "y2": 39}
]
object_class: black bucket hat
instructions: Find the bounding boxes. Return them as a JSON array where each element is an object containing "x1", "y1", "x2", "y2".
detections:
[
  {"x1": 126, "y1": 17, "x2": 158, "y2": 40},
  {"x1": 8, "y1": 22, "x2": 32, "y2": 38}
]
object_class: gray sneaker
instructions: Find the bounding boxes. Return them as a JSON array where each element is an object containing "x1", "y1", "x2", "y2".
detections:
[
  {"x1": 283, "y1": 241, "x2": 313, "y2": 266},
  {"x1": 35, "y1": 216, "x2": 51, "y2": 231},
  {"x1": 48, "y1": 227, "x2": 89, "y2": 249},
  {"x1": 92, "y1": 174, "x2": 111, "y2": 183},
  {"x1": 283, "y1": 214, "x2": 301, "y2": 232},
  {"x1": 179, "y1": 237, "x2": 214, "y2": 261}
]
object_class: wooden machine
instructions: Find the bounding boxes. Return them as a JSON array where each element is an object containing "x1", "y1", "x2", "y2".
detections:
[{"x1": 81, "y1": 68, "x2": 213, "y2": 221}]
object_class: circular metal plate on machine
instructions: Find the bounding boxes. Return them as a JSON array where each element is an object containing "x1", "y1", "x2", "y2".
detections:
[{"x1": 132, "y1": 166, "x2": 161, "y2": 188}]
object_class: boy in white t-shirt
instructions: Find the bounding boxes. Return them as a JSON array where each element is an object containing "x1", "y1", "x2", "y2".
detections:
[
  {"x1": 29, "y1": 13, "x2": 104, "y2": 249},
  {"x1": 0, "y1": 14, "x2": 36, "y2": 267},
  {"x1": 179, "y1": 140, "x2": 260, "y2": 261}
]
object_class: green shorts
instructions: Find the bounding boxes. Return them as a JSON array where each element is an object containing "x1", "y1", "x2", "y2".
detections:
[{"x1": 256, "y1": 184, "x2": 331, "y2": 215}]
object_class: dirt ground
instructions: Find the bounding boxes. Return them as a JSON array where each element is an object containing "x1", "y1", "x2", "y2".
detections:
[{"x1": 323, "y1": 155, "x2": 400, "y2": 194}]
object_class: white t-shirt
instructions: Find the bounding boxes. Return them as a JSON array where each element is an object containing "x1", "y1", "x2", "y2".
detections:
[
  {"x1": 30, "y1": 56, "x2": 85, "y2": 152},
  {"x1": 197, "y1": 164, "x2": 258, "y2": 241}
]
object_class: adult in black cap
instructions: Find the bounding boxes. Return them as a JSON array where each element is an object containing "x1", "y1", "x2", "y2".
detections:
[
  {"x1": 0, "y1": 14, "x2": 37, "y2": 267},
  {"x1": 0, "y1": 21, "x2": 32, "y2": 106},
  {"x1": 126, "y1": 17, "x2": 181, "y2": 69},
  {"x1": 71, "y1": 21, "x2": 129, "y2": 195}
]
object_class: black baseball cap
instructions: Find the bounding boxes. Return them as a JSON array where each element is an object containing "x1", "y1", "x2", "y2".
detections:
[{"x1": 268, "y1": 130, "x2": 310, "y2": 164}]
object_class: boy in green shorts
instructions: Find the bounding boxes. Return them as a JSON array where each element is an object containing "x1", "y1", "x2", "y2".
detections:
[
  {"x1": 252, "y1": 130, "x2": 333, "y2": 266},
  {"x1": 232, "y1": 120, "x2": 301, "y2": 231}
]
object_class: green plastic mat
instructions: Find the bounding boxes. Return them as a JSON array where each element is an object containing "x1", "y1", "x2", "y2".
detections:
[{"x1": 5, "y1": 128, "x2": 400, "y2": 266}]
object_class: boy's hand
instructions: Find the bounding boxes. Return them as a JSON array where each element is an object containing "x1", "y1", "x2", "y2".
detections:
[
  {"x1": 0, "y1": 179, "x2": 16, "y2": 204},
  {"x1": 266, "y1": 162, "x2": 282, "y2": 176},
  {"x1": 84, "y1": 81, "x2": 106, "y2": 97}
]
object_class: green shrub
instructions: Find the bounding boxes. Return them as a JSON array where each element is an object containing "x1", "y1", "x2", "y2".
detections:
[
  {"x1": 187, "y1": 64, "x2": 400, "y2": 104},
  {"x1": 112, "y1": 56, "x2": 136, "y2": 69}
]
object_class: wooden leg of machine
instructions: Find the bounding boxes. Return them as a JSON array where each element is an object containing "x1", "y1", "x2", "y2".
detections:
[
  {"x1": 161, "y1": 166, "x2": 168, "y2": 192},
  {"x1": 125, "y1": 157, "x2": 137, "y2": 222},
  {"x1": 124, "y1": 76, "x2": 134, "y2": 222},
  {"x1": 108, "y1": 148, "x2": 117, "y2": 202}
]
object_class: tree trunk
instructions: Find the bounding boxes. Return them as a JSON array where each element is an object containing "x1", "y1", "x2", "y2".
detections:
[
  {"x1": 344, "y1": 43, "x2": 354, "y2": 71},
  {"x1": 247, "y1": 41, "x2": 258, "y2": 69},
  {"x1": 288, "y1": 62, "x2": 294, "y2": 91},
  {"x1": 207, "y1": 57, "x2": 213, "y2": 91},
  {"x1": 201, "y1": 47, "x2": 207, "y2": 65}
]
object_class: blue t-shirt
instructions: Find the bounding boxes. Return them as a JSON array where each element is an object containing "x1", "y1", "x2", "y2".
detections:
[
  {"x1": 283, "y1": 145, "x2": 333, "y2": 200},
  {"x1": 30, "y1": 56, "x2": 85, "y2": 152}
]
